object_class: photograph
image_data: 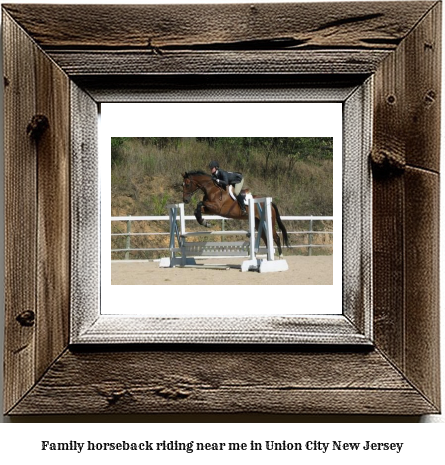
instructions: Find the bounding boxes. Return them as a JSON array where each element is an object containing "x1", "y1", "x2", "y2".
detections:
[
  {"x1": 110, "y1": 137, "x2": 335, "y2": 285},
  {"x1": 100, "y1": 102, "x2": 343, "y2": 318}
]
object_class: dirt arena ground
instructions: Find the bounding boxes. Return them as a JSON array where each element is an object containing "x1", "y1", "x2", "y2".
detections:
[{"x1": 111, "y1": 255, "x2": 333, "y2": 285}]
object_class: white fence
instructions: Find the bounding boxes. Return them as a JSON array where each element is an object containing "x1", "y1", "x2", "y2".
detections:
[{"x1": 111, "y1": 214, "x2": 333, "y2": 260}]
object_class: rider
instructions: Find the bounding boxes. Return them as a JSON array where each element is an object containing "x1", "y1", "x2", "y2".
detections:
[{"x1": 208, "y1": 160, "x2": 247, "y2": 215}]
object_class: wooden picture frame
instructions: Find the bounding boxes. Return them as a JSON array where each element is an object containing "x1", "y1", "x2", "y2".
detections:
[
  {"x1": 74, "y1": 87, "x2": 369, "y2": 345},
  {"x1": 3, "y1": 2, "x2": 441, "y2": 415}
]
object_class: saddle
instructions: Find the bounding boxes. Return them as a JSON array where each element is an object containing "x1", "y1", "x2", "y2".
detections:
[{"x1": 228, "y1": 185, "x2": 252, "y2": 205}]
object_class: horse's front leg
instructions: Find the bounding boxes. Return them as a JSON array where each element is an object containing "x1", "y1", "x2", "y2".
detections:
[{"x1": 195, "y1": 201, "x2": 212, "y2": 228}]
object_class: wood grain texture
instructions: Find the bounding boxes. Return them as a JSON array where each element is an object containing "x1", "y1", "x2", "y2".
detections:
[
  {"x1": 3, "y1": 1, "x2": 434, "y2": 79},
  {"x1": 70, "y1": 83, "x2": 100, "y2": 340},
  {"x1": 75, "y1": 75, "x2": 366, "y2": 103},
  {"x1": 3, "y1": 12, "x2": 38, "y2": 414},
  {"x1": 372, "y1": 174, "x2": 405, "y2": 367},
  {"x1": 404, "y1": 2, "x2": 441, "y2": 172},
  {"x1": 74, "y1": 316, "x2": 370, "y2": 345},
  {"x1": 35, "y1": 36, "x2": 71, "y2": 382},
  {"x1": 46, "y1": 50, "x2": 391, "y2": 77},
  {"x1": 3, "y1": 11, "x2": 71, "y2": 413},
  {"x1": 372, "y1": 9, "x2": 408, "y2": 371},
  {"x1": 372, "y1": 2, "x2": 441, "y2": 172},
  {"x1": 372, "y1": 2, "x2": 441, "y2": 411},
  {"x1": 8, "y1": 349, "x2": 437, "y2": 415},
  {"x1": 404, "y1": 168, "x2": 440, "y2": 407},
  {"x1": 342, "y1": 81, "x2": 373, "y2": 337},
  {"x1": 2, "y1": 2, "x2": 435, "y2": 50}
]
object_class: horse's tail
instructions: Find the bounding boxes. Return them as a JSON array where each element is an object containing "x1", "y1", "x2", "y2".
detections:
[{"x1": 272, "y1": 202, "x2": 290, "y2": 248}]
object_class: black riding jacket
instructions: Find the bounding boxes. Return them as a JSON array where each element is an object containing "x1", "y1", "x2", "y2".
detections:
[{"x1": 213, "y1": 169, "x2": 243, "y2": 189}]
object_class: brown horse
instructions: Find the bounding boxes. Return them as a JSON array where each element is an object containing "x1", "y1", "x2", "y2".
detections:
[{"x1": 182, "y1": 170, "x2": 290, "y2": 257}]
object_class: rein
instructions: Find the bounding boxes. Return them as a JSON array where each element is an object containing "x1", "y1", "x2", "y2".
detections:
[{"x1": 189, "y1": 175, "x2": 223, "y2": 201}]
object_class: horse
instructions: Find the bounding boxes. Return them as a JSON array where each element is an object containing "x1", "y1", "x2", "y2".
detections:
[{"x1": 182, "y1": 170, "x2": 290, "y2": 257}]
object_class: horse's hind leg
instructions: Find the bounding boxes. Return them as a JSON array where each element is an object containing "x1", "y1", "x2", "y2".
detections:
[
  {"x1": 255, "y1": 218, "x2": 283, "y2": 258},
  {"x1": 273, "y1": 230, "x2": 283, "y2": 258},
  {"x1": 270, "y1": 209, "x2": 284, "y2": 258}
]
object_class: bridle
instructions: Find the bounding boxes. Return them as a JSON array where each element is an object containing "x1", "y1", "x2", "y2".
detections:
[
  {"x1": 184, "y1": 174, "x2": 223, "y2": 201},
  {"x1": 183, "y1": 178, "x2": 201, "y2": 198}
]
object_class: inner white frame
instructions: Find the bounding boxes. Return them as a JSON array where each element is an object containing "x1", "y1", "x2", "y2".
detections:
[
  {"x1": 101, "y1": 103, "x2": 341, "y2": 315},
  {"x1": 70, "y1": 81, "x2": 373, "y2": 345}
]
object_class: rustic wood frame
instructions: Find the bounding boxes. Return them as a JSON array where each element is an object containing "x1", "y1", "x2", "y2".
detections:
[{"x1": 3, "y1": 2, "x2": 441, "y2": 415}]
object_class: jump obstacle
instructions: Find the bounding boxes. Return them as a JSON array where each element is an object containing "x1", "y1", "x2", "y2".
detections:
[{"x1": 159, "y1": 197, "x2": 288, "y2": 273}]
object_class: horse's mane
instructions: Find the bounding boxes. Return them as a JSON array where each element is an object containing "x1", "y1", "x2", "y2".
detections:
[{"x1": 185, "y1": 170, "x2": 210, "y2": 177}]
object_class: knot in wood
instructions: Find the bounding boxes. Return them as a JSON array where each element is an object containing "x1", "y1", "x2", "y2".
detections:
[
  {"x1": 27, "y1": 114, "x2": 49, "y2": 140},
  {"x1": 154, "y1": 386, "x2": 191, "y2": 400},
  {"x1": 370, "y1": 149, "x2": 405, "y2": 177},
  {"x1": 105, "y1": 389, "x2": 128, "y2": 405},
  {"x1": 16, "y1": 310, "x2": 35, "y2": 327},
  {"x1": 95, "y1": 385, "x2": 130, "y2": 405},
  {"x1": 424, "y1": 90, "x2": 436, "y2": 105}
]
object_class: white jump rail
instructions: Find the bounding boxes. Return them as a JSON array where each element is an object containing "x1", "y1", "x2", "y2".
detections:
[
  {"x1": 111, "y1": 215, "x2": 333, "y2": 259},
  {"x1": 159, "y1": 197, "x2": 288, "y2": 273}
]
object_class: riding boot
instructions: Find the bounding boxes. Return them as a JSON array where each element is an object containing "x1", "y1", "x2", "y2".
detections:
[{"x1": 236, "y1": 193, "x2": 247, "y2": 215}]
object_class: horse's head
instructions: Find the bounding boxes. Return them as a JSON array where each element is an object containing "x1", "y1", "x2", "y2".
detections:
[
  {"x1": 182, "y1": 172, "x2": 197, "y2": 204},
  {"x1": 182, "y1": 171, "x2": 212, "y2": 204}
]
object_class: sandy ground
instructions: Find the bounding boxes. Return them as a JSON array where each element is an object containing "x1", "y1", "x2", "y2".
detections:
[{"x1": 111, "y1": 255, "x2": 333, "y2": 285}]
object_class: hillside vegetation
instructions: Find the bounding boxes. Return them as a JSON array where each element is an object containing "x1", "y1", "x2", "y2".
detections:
[{"x1": 111, "y1": 137, "x2": 334, "y2": 259}]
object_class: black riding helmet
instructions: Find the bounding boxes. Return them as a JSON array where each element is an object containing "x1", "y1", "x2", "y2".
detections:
[{"x1": 209, "y1": 160, "x2": 219, "y2": 170}]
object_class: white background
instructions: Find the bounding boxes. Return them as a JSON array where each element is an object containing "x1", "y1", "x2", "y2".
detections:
[
  {"x1": 0, "y1": 0, "x2": 444, "y2": 458},
  {"x1": 101, "y1": 102, "x2": 343, "y2": 316}
]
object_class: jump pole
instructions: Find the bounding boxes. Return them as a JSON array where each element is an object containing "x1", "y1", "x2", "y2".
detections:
[
  {"x1": 160, "y1": 198, "x2": 288, "y2": 272},
  {"x1": 159, "y1": 203, "x2": 197, "y2": 268},
  {"x1": 240, "y1": 197, "x2": 288, "y2": 273},
  {"x1": 159, "y1": 203, "x2": 251, "y2": 269}
]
